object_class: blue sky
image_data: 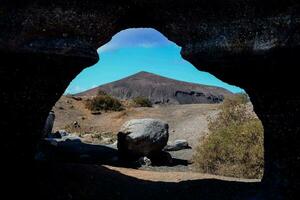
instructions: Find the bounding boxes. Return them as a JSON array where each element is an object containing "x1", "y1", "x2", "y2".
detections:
[{"x1": 65, "y1": 28, "x2": 243, "y2": 94}]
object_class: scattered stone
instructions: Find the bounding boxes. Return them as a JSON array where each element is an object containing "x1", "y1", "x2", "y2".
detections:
[
  {"x1": 138, "y1": 156, "x2": 152, "y2": 166},
  {"x1": 164, "y1": 139, "x2": 191, "y2": 151},
  {"x1": 64, "y1": 134, "x2": 82, "y2": 143},
  {"x1": 91, "y1": 111, "x2": 101, "y2": 115},
  {"x1": 117, "y1": 118, "x2": 169, "y2": 157},
  {"x1": 80, "y1": 133, "x2": 115, "y2": 145},
  {"x1": 59, "y1": 130, "x2": 69, "y2": 137},
  {"x1": 52, "y1": 130, "x2": 69, "y2": 138},
  {"x1": 52, "y1": 131, "x2": 62, "y2": 139},
  {"x1": 70, "y1": 96, "x2": 82, "y2": 101},
  {"x1": 105, "y1": 141, "x2": 118, "y2": 150},
  {"x1": 73, "y1": 121, "x2": 80, "y2": 128},
  {"x1": 81, "y1": 133, "x2": 93, "y2": 143},
  {"x1": 102, "y1": 137, "x2": 113, "y2": 144}
]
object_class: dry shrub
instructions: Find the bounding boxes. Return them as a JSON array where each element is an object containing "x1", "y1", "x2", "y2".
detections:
[
  {"x1": 132, "y1": 96, "x2": 152, "y2": 107},
  {"x1": 193, "y1": 93, "x2": 264, "y2": 179},
  {"x1": 85, "y1": 91, "x2": 123, "y2": 112}
]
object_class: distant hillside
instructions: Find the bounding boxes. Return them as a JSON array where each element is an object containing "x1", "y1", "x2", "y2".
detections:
[{"x1": 76, "y1": 71, "x2": 234, "y2": 104}]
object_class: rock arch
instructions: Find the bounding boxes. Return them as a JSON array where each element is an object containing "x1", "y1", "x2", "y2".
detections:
[{"x1": 0, "y1": 0, "x2": 299, "y2": 199}]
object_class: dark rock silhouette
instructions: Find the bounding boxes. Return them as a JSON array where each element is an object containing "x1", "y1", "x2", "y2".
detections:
[
  {"x1": 77, "y1": 71, "x2": 233, "y2": 104},
  {"x1": 0, "y1": 0, "x2": 299, "y2": 199}
]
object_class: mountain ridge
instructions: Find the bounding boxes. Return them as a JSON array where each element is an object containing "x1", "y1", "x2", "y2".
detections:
[{"x1": 76, "y1": 71, "x2": 234, "y2": 104}]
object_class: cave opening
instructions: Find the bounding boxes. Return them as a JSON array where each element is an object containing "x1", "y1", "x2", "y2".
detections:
[
  {"x1": 40, "y1": 28, "x2": 264, "y2": 181},
  {"x1": 1, "y1": 1, "x2": 299, "y2": 198}
]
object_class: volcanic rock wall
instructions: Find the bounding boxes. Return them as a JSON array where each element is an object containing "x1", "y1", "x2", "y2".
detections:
[{"x1": 0, "y1": 0, "x2": 299, "y2": 199}]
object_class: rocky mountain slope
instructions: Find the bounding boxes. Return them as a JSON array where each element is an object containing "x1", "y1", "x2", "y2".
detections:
[{"x1": 76, "y1": 71, "x2": 233, "y2": 104}]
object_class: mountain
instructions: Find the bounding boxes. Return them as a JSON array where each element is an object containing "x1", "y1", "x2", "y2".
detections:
[{"x1": 76, "y1": 71, "x2": 234, "y2": 104}]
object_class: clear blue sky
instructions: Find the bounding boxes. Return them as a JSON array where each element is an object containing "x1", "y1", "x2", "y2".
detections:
[{"x1": 65, "y1": 28, "x2": 243, "y2": 94}]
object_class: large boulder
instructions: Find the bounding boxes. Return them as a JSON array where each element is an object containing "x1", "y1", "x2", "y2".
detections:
[{"x1": 117, "y1": 118, "x2": 169, "y2": 157}]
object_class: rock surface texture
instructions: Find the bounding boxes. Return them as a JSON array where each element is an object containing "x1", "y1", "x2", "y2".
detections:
[
  {"x1": 0, "y1": 0, "x2": 299, "y2": 199},
  {"x1": 117, "y1": 119, "x2": 169, "y2": 156}
]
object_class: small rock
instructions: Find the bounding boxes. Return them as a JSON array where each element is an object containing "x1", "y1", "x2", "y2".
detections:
[
  {"x1": 102, "y1": 137, "x2": 113, "y2": 144},
  {"x1": 81, "y1": 133, "x2": 93, "y2": 141},
  {"x1": 64, "y1": 134, "x2": 82, "y2": 143},
  {"x1": 52, "y1": 132, "x2": 62, "y2": 138},
  {"x1": 163, "y1": 139, "x2": 191, "y2": 151},
  {"x1": 73, "y1": 121, "x2": 80, "y2": 128},
  {"x1": 91, "y1": 111, "x2": 101, "y2": 115},
  {"x1": 138, "y1": 156, "x2": 152, "y2": 166},
  {"x1": 70, "y1": 96, "x2": 82, "y2": 101},
  {"x1": 53, "y1": 130, "x2": 69, "y2": 138}
]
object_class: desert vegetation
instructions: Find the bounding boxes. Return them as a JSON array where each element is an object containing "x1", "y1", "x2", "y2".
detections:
[
  {"x1": 132, "y1": 96, "x2": 152, "y2": 107},
  {"x1": 85, "y1": 90, "x2": 123, "y2": 112},
  {"x1": 193, "y1": 93, "x2": 264, "y2": 179},
  {"x1": 53, "y1": 77, "x2": 264, "y2": 179}
]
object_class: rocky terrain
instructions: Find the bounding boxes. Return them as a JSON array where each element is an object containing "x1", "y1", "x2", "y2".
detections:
[
  {"x1": 76, "y1": 71, "x2": 233, "y2": 104},
  {"x1": 52, "y1": 95, "x2": 221, "y2": 172}
]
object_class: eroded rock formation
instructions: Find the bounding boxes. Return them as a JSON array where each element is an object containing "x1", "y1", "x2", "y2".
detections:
[{"x1": 0, "y1": 0, "x2": 299, "y2": 199}]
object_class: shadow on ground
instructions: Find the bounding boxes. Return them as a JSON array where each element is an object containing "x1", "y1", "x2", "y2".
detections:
[
  {"x1": 20, "y1": 140, "x2": 263, "y2": 200},
  {"x1": 39, "y1": 139, "x2": 190, "y2": 168},
  {"x1": 23, "y1": 162, "x2": 261, "y2": 200}
]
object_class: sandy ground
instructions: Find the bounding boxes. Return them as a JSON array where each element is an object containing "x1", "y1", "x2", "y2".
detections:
[
  {"x1": 52, "y1": 96, "x2": 221, "y2": 169},
  {"x1": 103, "y1": 165, "x2": 260, "y2": 183},
  {"x1": 51, "y1": 96, "x2": 258, "y2": 174},
  {"x1": 53, "y1": 96, "x2": 219, "y2": 149},
  {"x1": 45, "y1": 96, "x2": 263, "y2": 185},
  {"x1": 23, "y1": 162, "x2": 261, "y2": 200}
]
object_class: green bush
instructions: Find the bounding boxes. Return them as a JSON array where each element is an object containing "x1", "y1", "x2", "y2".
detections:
[
  {"x1": 97, "y1": 89, "x2": 107, "y2": 96},
  {"x1": 193, "y1": 93, "x2": 264, "y2": 179},
  {"x1": 86, "y1": 93, "x2": 123, "y2": 112},
  {"x1": 132, "y1": 96, "x2": 152, "y2": 107}
]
